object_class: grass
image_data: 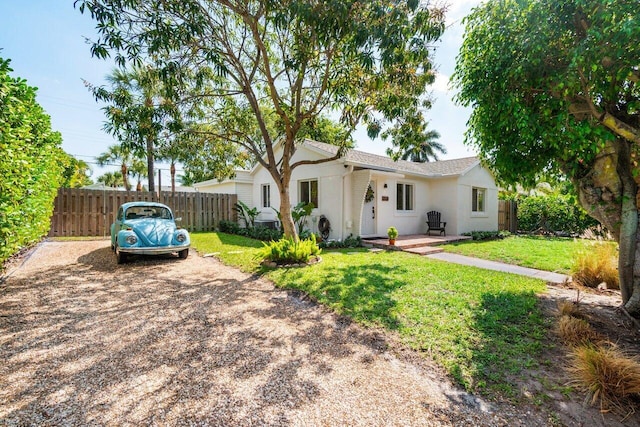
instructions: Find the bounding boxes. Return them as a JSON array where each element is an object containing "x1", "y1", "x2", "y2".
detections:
[
  {"x1": 441, "y1": 235, "x2": 616, "y2": 274},
  {"x1": 191, "y1": 232, "x2": 548, "y2": 397}
]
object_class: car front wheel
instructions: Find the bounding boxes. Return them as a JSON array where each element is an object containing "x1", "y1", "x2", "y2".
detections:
[
  {"x1": 115, "y1": 245, "x2": 127, "y2": 264},
  {"x1": 178, "y1": 249, "x2": 189, "y2": 259}
]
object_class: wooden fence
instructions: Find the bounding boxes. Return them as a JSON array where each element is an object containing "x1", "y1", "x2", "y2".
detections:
[
  {"x1": 498, "y1": 200, "x2": 518, "y2": 233},
  {"x1": 49, "y1": 188, "x2": 237, "y2": 237}
]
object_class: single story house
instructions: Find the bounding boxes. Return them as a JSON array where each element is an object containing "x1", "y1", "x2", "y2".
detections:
[{"x1": 194, "y1": 139, "x2": 498, "y2": 240}]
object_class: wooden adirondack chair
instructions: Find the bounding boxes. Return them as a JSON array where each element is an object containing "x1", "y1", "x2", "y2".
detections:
[{"x1": 426, "y1": 211, "x2": 446, "y2": 236}]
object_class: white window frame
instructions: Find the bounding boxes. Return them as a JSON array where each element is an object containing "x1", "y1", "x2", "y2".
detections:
[
  {"x1": 396, "y1": 182, "x2": 414, "y2": 212},
  {"x1": 261, "y1": 184, "x2": 271, "y2": 208},
  {"x1": 299, "y1": 179, "x2": 318, "y2": 208},
  {"x1": 472, "y1": 187, "x2": 486, "y2": 213}
]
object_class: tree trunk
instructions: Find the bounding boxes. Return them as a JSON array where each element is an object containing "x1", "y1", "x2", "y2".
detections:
[
  {"x1": 121, "y1": 163, "x2": 131, "y2": 191},
  {"x1": 573, "y1": 138, "x2": 640, "y2": 315},
  {"x1": 170, "y1": 162, "x2": 176, "y2": 194},
  {"x1": 146, "y1": 135, "x2": 155, "y2": 193},
  {"x1": 278, "y1": 184, "x2": 297, "y2": 240}
]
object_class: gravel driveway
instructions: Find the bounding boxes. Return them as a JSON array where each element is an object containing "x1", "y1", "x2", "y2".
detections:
[{"x1": 1, "y1": 240, "x2": 551, "y2": 426}]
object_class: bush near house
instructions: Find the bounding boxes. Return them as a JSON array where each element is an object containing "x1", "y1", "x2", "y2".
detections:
[
  {"x1": 218, "y1": 220, "x2": 283, "y2": 241},
  {"x1": 517, "y1": 193, "x2": 598, "y2": 235},
  {"x1": 0, "y1": 58, "x2": 66, "y2": 265}
]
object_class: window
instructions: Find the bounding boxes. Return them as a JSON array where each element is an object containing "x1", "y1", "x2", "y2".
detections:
[
  {"x1": 261, "y1": 184, "x2": 271, "y2": 208},
  {"x1": 396, "y1": 183, "x2": 414, "y2": 211},
  {"x1": 299, "y1": 179, "x2": 318, "y2": 207},
  {"x1": 472, "y1": 187, "x2": 486, "y2": 212}
]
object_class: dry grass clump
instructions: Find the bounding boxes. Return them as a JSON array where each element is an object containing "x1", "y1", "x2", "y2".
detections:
[
  {"x1": 557, "y1": 300, "x2": 587, "y2": 319},
  {"x1": 556, "y1": 297, "x2": 640, "y2": 415},
  {"x1": 556, "y1": 315, "x2": 605, "y2": 347},
  {"x1": 568, "y1": 345, "x2": 640, "y2": 413},
  {"x1": 572, "y1": 243, "x2": 619, "y2": 289}
]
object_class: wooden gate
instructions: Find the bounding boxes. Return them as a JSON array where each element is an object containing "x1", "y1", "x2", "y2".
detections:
[
  {"x1": 48, "y1": 188, "x2": 237, "y2": 237},
  {"x1": 498, "y1": 200, "x2": 518, "y2": 233}
]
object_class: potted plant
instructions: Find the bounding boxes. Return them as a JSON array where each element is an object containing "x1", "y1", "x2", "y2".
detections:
[{"x1": 387, "y1": 226, "x2": 398, "y2": 245}]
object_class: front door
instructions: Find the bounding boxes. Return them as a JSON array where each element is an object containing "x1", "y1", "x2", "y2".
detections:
[{"x1": 361, "y1": 181, "x2": 376, "y2": 236}]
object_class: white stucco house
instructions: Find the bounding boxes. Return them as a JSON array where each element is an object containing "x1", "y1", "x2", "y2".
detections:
[{"x1": 193, "y1": 139, "x2": 498, "y2": 240}]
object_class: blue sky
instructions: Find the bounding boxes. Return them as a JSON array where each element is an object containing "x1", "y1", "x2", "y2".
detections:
[{"x1": 0, "y1": 0, "x2": 481, "y2": 183}]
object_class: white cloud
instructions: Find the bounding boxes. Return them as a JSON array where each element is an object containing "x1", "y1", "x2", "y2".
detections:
[{"x1": 432, "y1": 72, "x2": 451, "y2": 93}]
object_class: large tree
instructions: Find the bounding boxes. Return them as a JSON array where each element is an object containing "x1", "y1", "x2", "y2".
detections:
[
  {"x1": 453, "y1": 0, "x2": 640, "y2": 314},
  {"x1": 77, "y1": 0, "x2": 446, "y2": 238}
]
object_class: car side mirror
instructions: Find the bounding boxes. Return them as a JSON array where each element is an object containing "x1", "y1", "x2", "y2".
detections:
[{"x1": 174, "y1": 217, "x2": 182, "y2": 222}]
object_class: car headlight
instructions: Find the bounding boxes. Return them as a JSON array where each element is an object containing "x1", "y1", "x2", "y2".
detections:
[
  {"x1": 126, "y1": 235, "x2": 138, "y2": 245},
  {"x1": 176, "y1": 233, "x2": 186, "y2": 243}
]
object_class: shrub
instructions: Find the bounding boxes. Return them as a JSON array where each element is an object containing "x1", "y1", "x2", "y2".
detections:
[
  {"x1": 218, "y1": 220, "x2": 241, "y2": 234},
  {"x1": 387, "y1": 226, "x2": 398, "y2": 239},
  {"x1": 518, "y1": 194, "x2": 598, "y2": 235},
  {"x1": 218, "y1": 221, "x2": 283, "y2": 241},
  {"x1": 556, "y1": 315, "x2": 606, "y2": 347},
  {"x1": 319, "y1": 234, "x2": 362, "y2": 249},
  {"x1": 572, "y1": 243, "x2": 619, "y2": 289},
  {"x1": 257, "y1": 235, "x2": 321, "y2": 265},
  {"x1": 1, "y1": 58, "x2": 66, "y2": 265},
  {"x1": 568, "y1": 344, "x2": 640, "y2": 412},
  {"x1": 463, "y1": 230, "x2": 511, "y2": 241}
]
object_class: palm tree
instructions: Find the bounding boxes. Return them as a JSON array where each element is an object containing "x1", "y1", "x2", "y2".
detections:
[
  {"x1": 96, "y1": 144, "x2": 134, "y2": 191},
  {"x1": 97, "y1": 65, "x2": 173, "y2": 193},
  {"x1": 97, "y1": 171, "x2": 124, "y2": 188},
  {"x1": 130, "y1": 159, "x2": 148, "y2": 192},
  {"x1": 400, "y1": 129, "x2": 446, "y2": 163}
]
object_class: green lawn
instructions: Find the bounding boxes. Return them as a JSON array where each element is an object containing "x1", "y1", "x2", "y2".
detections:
[
  {"x1": 191, "y1": 232, "x2": 547, "y2": 397},
  {"x1": 441, "y1": 235, "x2": 616, "y2": 274}
]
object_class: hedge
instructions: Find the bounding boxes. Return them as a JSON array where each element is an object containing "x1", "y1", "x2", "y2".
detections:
[
  {"x1": 1, "y1": 58, "x2": 66, "y2": 265},
  {"x1": 517, "y1": 193, "x2": 598, "y2": 235}
]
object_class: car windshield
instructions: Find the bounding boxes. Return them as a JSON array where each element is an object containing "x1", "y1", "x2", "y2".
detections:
[{"x1": 124, "y1": 206, "x2": 172, "y2": 220}]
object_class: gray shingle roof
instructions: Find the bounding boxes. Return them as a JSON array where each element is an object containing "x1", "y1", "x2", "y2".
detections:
[{"x1": 303, "y1": 139, "x2": 479, "y2": 177}]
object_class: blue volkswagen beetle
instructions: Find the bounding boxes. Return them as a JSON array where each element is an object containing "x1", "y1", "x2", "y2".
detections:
[{"x1": 110, "y1": 202, "x2": 190, "y2": 264}]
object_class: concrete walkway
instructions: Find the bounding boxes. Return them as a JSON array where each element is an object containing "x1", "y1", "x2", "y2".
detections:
[{"x1": 426, "y1": 252, "x2": 571, "y2": 284}]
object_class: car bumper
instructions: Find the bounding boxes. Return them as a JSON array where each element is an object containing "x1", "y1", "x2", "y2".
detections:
[{"x1": 118, "y1": 245, "x2": 190, "y2": 255}]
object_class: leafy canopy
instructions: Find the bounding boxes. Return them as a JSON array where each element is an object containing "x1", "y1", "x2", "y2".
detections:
[
  {"x1": 453, "y1": 0, "x2": 640, "y2": 186},
  {"x1": 76, "y1": 0, "x2": 446, "y2": 170}
]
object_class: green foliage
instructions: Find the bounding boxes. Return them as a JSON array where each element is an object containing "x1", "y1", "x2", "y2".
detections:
[
  {"x1": 61, "y1": 154, "x2": 93, "y2": 188},
  {"x1": 518, "y1": 194, "x2": 598, "y2": 235},
  {"x1": 218, "y1": 220, "x2": 241, "y2": 234},
  {"x1": 257, "y1": 235, "x2": 321, "y2": 265},
  {"x1": 291, "y1": 202, "x2": 314, "y2": 235},
  {"x1": 319, "y1": 234, "x2": 362, "y2": 249},
  {"x1": 388, "y1": 127, "x2": 446, "y2": 162},
  {"x1": 463, "y1": 230, "x2": 511, "y2": 241},
  {"x1": 89, "y1": 66, "x2": 184, "y2": 192},
  {"x1": 218, "y1": 220, "x2": 283, "y2": 242},
  {"x1": 0, "y1": 57, "x2": 65, "y2": 264},
  {"x1": 387, "y1": 226, "x2": 399, "y2": 239},
  {"x1": 453, "y1": 0, "x2": 639, "y2": 186},
  {"x1": 233, "y1": 201, "x2": 260, "y2": 228}
]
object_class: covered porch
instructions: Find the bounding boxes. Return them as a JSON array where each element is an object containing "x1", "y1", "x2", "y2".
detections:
[{"x1": 362, "y1": 234, "x2": 472, "y2": 255}]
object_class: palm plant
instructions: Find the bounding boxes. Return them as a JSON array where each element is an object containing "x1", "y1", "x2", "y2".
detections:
[
  {"x1": 97, "y1": 171, "x2": 124, "y2": 188},
  {"x1": 92, "y1": 65, "x2": 177, "y2": 193},
  {"x1": 130, "y1": 159, "x2": 148, "y2": 191},
  {"x1": 400, "y1": 129, "x2": 446, "y2": 162},
  {"x1": 96, "y1": 144, "x2": 134, "y2": 191}
]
